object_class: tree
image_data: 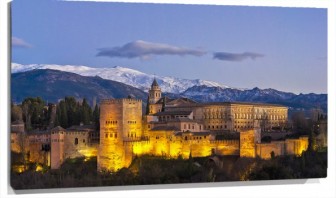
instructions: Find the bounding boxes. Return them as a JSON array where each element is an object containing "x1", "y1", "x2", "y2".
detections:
[
  {"x1": 21, "y1": 97, "x2": 47, "y2": 131},
  {"x1": 80, "y1": 98, "x2": 92, "y2": 125},
  {"x1": 93, "y1": 104, "x2": 100, "y2": 130},
  {"x1": 55, "y1": 97, "x2": 96, "y2": 128},
  {"x1": 161, "y1": 97, "x2": 166, "y2": 112},
  {"x1": 270, "y1": 151, "x2": 275, "y2": 159},
  {"x1": 54, "y1": 116, "x2": 60, "y2": 127},
  {"x1": 291, "y1": 111, "x2": 312, "y2": 134},
  {"x1": 65, "y1": 97, "x2": 79, "y2": 127},
  {"x1": 17, "y1": 132, "x2": 28, "y2": 170},
  {"x1": 308, "y1": 129, "x2": 317, "y2": 151},
  {"x1": 11, "y1": 103, "x2": 23, "y2": 122},
  {"x1": 145, "y1": 96, "x2": 150, "y2": 115},
  {"x1": 58, "y1": 101, "x2": 68, "y2": 128}
]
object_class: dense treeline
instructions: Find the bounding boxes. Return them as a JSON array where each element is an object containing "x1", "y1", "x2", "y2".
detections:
[
  {"x1": 248, "y1": 150, "x2": 327, "y2": 180},
  {"x1": 11, "y1": 96, "x2": 100, "y2": 131},
  {"x1": 54, "y1": 97, "x2": 99, "y2": 129},
  {"x1": 10, "y1": 149, "x2": 327, "y2": 189}
]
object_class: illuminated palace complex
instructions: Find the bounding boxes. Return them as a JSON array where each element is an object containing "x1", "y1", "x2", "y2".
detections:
[
  {"x1": 97, "y1": 79, "x2": 308, "y2": 172},
  {"x1": 11, "y1": 79, "x2": 309, "y2": 172}
]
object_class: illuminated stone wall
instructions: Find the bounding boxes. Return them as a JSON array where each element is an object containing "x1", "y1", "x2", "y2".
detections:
[
  {"x1": 172, "y1": 103, "x2": 288, "y2": 132},
  {"x1": 240, "y1": 129, "x2": 261, "y2": 158},
  {"x1": 28, "y1": 143, "x2": 50, "y2": 165},
  {"x1": 10, "y1": 132, "x2": 24, "y2": 153},
  {"x1": 211, "y1": 140, "x2": 240, "y2": 155},
  {"x1": 149, "y1": 103, "x2": 162, "y2": 115},
  {"x1": 50, "y1": 127, "x2": 65, "y2": 169},
  {"x1": 132, "y1": 130, "x2": 240, "y2": 160},
  {"x1": 256, "y1": 136, "x2": 309, "y2": 159},
  {"x1": 63, "y1": 130, "x2": 98, "y2": 160},
  {"x1": 98, "y1": 99, "x2": 143, "y2": 172},
  {"x1": 27, "y1": 133, "x2": 50, "y2": 164},
  {"x1": 201, "y1": 105, "x2": 232, "y2": 131},
  {"x1": 285, "y1": 137, "x2": 309, "y2": 156},
  {"x1": 256, "y1": 141, "x2": 285, "y2": 159}
]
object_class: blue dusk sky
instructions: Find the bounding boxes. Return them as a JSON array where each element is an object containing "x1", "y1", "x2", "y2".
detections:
[{"x1": 11, "y1": 0, "x2": 327, "y2": 94}]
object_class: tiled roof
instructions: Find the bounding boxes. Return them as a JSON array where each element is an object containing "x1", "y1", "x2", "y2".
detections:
[
  {"x1": 166, "y1": 101, "x2": 287, "y2": 108},
  {"x1": 67, "y1": 125, "x2": 96, "y2": 132},
  {"x1": 151, "y1": 78, "x2": 159, "y2": 87},
  {"x1": 153, "y1": 111, "x2": 192, "y2": 116},
  {"x1": 50, "y1": 126, "x2": 65, "y2": 132}
]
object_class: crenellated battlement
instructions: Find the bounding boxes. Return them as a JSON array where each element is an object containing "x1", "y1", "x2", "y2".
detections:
[
  {"x1": 96, "y1": 80, "x2": 305, "y2": 173},
  {"x1": 100, "y1": 98, "x2": 142, "y2": 104},
  {"x1": 210, "y1": 139, "x2": 240, "y2": 145}
]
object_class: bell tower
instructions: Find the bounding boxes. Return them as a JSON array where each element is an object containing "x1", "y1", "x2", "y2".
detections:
[{"x1": 148, "y1": 78, "x2": 161, "y2": 104}]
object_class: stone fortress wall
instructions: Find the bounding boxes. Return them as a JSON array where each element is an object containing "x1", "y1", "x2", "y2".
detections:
[
  {"x1": 10, "y1": 79, "x2": 309, "y2": 172},
  {"x1": 97, "y1": 84, "x2": 307, "y2": 172}
]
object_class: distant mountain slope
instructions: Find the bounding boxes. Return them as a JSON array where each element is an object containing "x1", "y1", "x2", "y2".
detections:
[
  {"x1": 180, "y1": 86, "x2": 327, "y2": 112},
  {"x1": 12, "y1": 63, "x2": 230, "y2": 94},
  {"x1": 11, "y1": 69, "x2": 148, "y2": 104},
  {"x1": 11, "y1": 69, "x2": 327, "y2": 114}
]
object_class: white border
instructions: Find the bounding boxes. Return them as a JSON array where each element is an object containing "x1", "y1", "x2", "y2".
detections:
[{"x1": 1, "y1": 0, "x2": 335, "y2": 198}]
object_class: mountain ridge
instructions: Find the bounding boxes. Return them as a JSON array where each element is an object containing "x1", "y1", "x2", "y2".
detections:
[
  {"x1": 11, "y1": 63, "x2": 230, "y2": 94},
  {"x1": 11, "y1": 69, "x2": 327, "y2": 113},
  {"x1": 11, "y1": 69, "x2": 148, "y2": 105}
]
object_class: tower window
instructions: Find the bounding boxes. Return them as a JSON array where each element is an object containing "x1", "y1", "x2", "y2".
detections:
[{"x1": 74, "y1": 138, "x2": 78, "y2": 145}]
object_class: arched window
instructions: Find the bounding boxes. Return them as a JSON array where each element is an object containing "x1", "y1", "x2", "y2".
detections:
[{"x1": 75, "y1": 138, "x2": 78, "y2": 145}]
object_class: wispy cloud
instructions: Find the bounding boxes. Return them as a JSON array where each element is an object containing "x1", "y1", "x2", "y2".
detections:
[
  {"x1": 12, "y1": 37, "x2": 32, "y2": 48},
  {"x1": 213, "y1": 52, "x2": 264, "y2": 62},
  {"x1": 96, "y1": 40, "x2": 206, "y2": 59}
]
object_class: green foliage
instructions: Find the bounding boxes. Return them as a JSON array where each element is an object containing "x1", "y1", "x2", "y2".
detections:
[
  {"x1": 21, "y1": 97, "x2": 48, "y2": 130},
  {"x1": 14, "y1": 96, "x2": 99, "y2": 130},
  {"x1": 270, "y1": 151, "x2": 275, "y2": 159},
  {"x1": 11, "y1": 103, "x2": 23, "y2": 122},
  {"x1": 10, "y1": 150, "x2": 327, "y2": 189},
  {"x1": 145, "y1": 96, "x2": 150, "y2": 115},
  {"x1": 247, "y1": 150, "x2": 327, "y2": 180},
  {"x1": 54, "y1": 96, "x2": 97, "y2": 128},
  {"x1": 80, "y1": 98, "x2": 92, "y2": 125},
  {"x1": 291, "y1": 111, "x2": 312, "y2": 135},
  {"x1": 93, "y1": 104, "x2": 100, "y2": 130},
  {"x1": 308, "y1": 129, "x2": 317, "y2": 151}
]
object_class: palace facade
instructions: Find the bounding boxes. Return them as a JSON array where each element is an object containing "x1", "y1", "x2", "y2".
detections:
[
  {"x1": 11, "y1": 79, "x2": 309, "y2": 172},
  {"x1": 97, "y1": 79, "x2": 308, "y2": 172}
]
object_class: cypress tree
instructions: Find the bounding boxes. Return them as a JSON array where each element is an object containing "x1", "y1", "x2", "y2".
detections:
[
  {"x1": 54, "y1": 115, "x2": 60, "y2": 127},
  {"x1": 59, "y1": 101, "x2": 68, "y2": 128},
  {"x1": 81, "y1": 98, "x2": 92, "y2": 125},
  {"x1": 145, "y1": 96, "x2": 150, "y2": 115},
  {"x1": 93, "y1": 104, "x2": 100, "y2": 130}
]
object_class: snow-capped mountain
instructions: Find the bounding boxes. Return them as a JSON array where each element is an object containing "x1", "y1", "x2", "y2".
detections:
[
  {"x1": 178, "y1": 85, "x2": 327, "y2": 113},
  {"x1": 11, "y1": 63, "x2": 229, "y2": 93},
  {"x1": 11, "y1": 68, "x2": 327, "y2": 113}
]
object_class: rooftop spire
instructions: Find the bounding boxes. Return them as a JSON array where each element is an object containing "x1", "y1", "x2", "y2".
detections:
[{"x1": 151, "y1": 77, "x2": 159, "y2": 87}]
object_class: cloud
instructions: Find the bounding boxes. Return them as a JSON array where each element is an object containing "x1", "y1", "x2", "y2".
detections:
[
  {"x1": 96, "y1": 40, "x2": 206, "y2": 59},
  {"x1": 12, "y1": 37, "x2": 32, "y2": 48},
  {"x1": 213, "y1": 52, "x2": 264, "y2": 62}
]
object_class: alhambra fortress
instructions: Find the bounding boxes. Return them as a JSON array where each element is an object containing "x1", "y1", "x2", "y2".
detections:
[{"x1": 12, "y1": 79, "x2": 324, "y2": 172}]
